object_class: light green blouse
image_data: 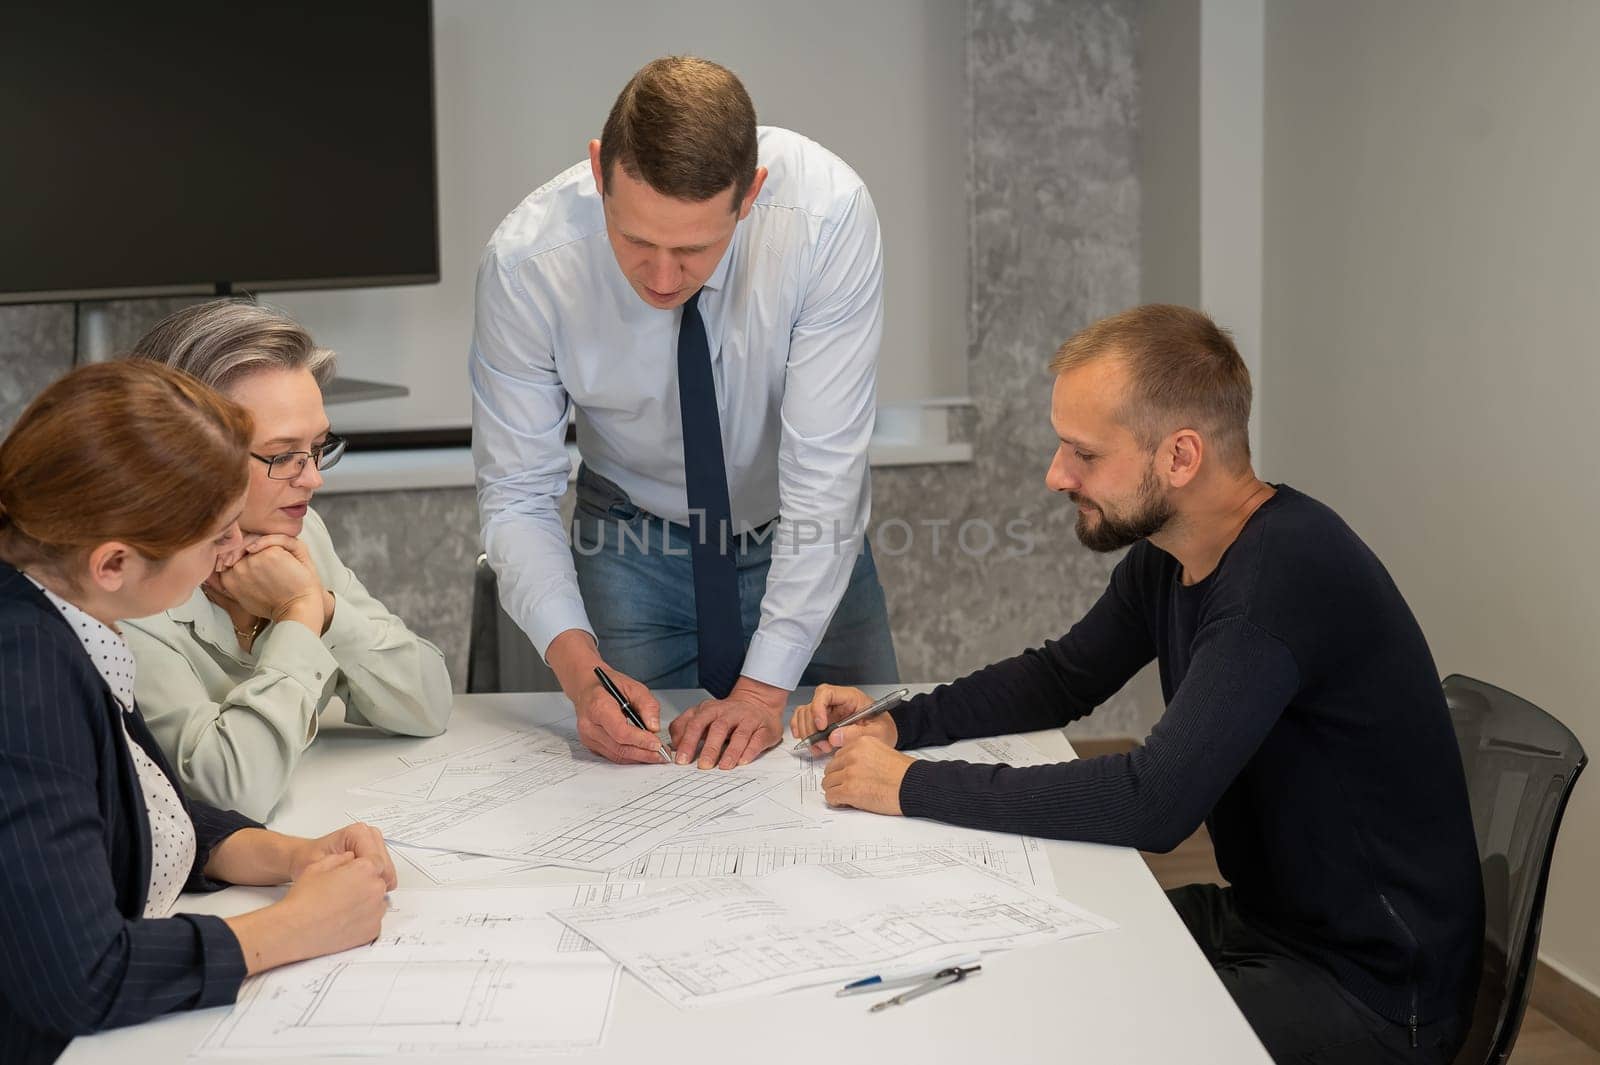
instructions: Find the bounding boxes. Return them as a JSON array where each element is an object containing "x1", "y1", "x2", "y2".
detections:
[{"x1": 124, "y1": 507, "x2": 452, "y2": 820}]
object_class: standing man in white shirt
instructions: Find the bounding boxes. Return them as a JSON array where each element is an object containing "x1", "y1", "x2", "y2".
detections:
[{"x1": 472, "y1": 56, "x2": 898, "y2": 770}]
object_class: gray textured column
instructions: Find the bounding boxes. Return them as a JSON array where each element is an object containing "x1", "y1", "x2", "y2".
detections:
[
  {"x1": 0, "y1": 305, "x2": 75, "y2": 433},
  {"x1": 870, "y1": 0, "x2": 1154, "y2": 736},
  {"x1": 314, "y1": 489, "x2": 480, "y2": 691}
]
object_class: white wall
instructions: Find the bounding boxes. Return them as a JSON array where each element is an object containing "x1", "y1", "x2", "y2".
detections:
[
  {"x1": 1138, "y1": 0, "x2": 1262, "y2": 455},
  {"x1": 272, "y1": 0, "x2": 968, "y2": 433},
  {"x1": 1197, "y1": 0, "x2": 1262, "y2": 455},
  {"x1": 1262, "y1": 0, "x2": 1600, "y2": 995},
  {"x1": 1138, "y1": 0, "x2": 1200, "y2": 309}
]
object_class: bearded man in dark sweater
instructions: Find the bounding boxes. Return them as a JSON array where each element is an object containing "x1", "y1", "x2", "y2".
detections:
[{"x1": 792, "y1": 305, "x2": 1482, "y2": 1064}]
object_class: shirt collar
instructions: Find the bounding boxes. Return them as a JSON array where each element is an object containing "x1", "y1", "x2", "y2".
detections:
[
  {"x1": 167, "y1": 585, "x2": 251, "y2": 663},
  {"x1": 24, "y1": 575, "x2": 137, "y2": 709},
  {"x1": 165, "y1": 585, "x2": 208, "y2": 625},
  {"x1": 699, "y1": 232, "x2": 738, "y2": 293}
]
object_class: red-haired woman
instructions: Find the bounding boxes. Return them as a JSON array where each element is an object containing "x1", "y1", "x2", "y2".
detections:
[{"x1": 0, "y1": 362, "x2": 396, "y2": 1065}]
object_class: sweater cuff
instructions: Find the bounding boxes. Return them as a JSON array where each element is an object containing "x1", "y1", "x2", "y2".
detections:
[
  {"x1": 896, "y1": 758, "x2": 944, "y2": 819},
  {"x1": 187, "y1": 912, "x2": 250, "y2": 1008},
  {"x1": 890, "y1": 694, "x2": 934, "y2": 750}
]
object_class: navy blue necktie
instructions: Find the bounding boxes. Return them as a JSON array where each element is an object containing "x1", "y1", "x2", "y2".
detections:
[{"x1": 676, "y1": 289, "x2": 743, "y2": 699}]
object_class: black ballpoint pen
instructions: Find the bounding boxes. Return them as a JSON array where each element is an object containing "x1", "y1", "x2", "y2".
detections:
[{"x1": 593, "y1": 666, "x2": 673, "y2": 764}]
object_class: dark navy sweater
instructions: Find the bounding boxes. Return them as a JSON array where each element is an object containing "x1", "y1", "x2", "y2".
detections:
[{"x1": 891, "y1": 485, "x2": 1483, "y2": 1028}]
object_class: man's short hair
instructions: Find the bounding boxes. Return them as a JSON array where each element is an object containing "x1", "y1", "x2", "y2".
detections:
[
  {"x1": 1050, "y1": 304, "x2": 1253, "y2": 469},
  {"x1": 599, "y1": 56, "x2": 758, "y2": 209}
]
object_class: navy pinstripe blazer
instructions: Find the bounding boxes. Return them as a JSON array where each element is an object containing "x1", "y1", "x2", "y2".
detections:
[{"x1": 0, "y1": 561, "x2": 262, "y2": 1065}]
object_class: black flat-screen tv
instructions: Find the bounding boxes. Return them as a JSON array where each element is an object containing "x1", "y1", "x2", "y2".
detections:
[{"x1": 0, "y1": 0, "x2": 438, "y2": 304}]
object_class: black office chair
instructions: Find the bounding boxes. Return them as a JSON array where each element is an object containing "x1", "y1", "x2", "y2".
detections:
[
  {"x1": 466, "y1": 553, "x2": 562, "y2": 694},
  {"x1": 1444, "y1": 674, "x2": 1586, "y2": 1065}
]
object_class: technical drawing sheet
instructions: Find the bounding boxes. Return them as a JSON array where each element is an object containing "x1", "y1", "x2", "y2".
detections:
[
  {"x1": 660, "y1": 730, "x2": 1061, "y2": 893},
  {"x1": 606, "y1": 829, "x2": 1059, "y2": 893},
  {"x1": 554, "y1": 849, "x2": 1114, "y2": 1009},
  {"x1": 194, "y1": 886, "x2": 622, "y2": 1057},
  {"x1": 347, "y1": 724, "x2": 798, "y2": 872},
  {"x1": 670, "y1": 794, "x2": 816, "y2": 840},
  {"x1": 391, "y1": 844, "x2": 539, "y2": 886}
]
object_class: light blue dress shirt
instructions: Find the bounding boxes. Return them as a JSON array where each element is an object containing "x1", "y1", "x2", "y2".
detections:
[{"x1": 471, "y1": 126, "x2": 884, "y2": 691}]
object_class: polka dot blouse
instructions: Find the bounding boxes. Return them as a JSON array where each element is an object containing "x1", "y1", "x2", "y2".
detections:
[{"x1": 28, "y1": 577, "x2": 197, "y2": 918}]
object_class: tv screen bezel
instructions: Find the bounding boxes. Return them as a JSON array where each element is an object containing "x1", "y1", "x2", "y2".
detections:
[{"x1": 0, "y1": 2, "x2": 440, "y2": 306}]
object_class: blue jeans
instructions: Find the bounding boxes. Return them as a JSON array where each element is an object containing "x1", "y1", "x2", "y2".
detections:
[{"x1": 570, "y1": 466, "x2": 899, "y2": 690}]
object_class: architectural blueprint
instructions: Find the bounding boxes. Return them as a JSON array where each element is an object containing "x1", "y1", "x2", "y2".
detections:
[
  {"x1": 604, "y1": 831, "x2": 1058, "y2": 893},
  {"x1": 391, "y1": 844, "x2": 538, "y2": 886},
  {"x1": 553, "y1": 849, "x2": 1114, "y2": 1009},
  {"x1": 194, "y1": 886, "x2": 621, "y2": 1056},
  {"x1": 347, "y1": 724, "x2": 798, "y2": 872}
]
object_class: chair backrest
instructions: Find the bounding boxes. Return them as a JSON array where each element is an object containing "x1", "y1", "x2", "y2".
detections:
[
  {"x1": 1444, "y1": 674, "x2": 1587, "y2": 1065},
  {"x1": 466, "y1": 554, "x2": 562, "y2": 694}
]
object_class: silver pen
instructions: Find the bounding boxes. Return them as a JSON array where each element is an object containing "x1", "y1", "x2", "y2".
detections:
[
  {"x1": 792, "y1": 687, "x2": 911, "y2": 753},
  {"x1": 867, "y1": 964, "x2": 981, "y2": 1012},
  {"x1": 836, "y1": 953, "x2": 982, "y2": 996}
]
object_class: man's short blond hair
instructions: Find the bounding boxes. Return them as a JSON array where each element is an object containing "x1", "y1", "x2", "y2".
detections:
[{"x1": 1050, "y1": 304, "x2": 1253, "y2": 470}]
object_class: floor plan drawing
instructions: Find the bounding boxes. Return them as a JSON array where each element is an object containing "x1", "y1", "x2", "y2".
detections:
[
  {"x1": 556, "y1": 849, "x2": 1113, "y2": 1009},
  {"x1": 349, "y1": 723, "x2": 798, "y2": 872},
  {"x1": 195, "y1": 887, "x2": 621, "y2": 1056}
]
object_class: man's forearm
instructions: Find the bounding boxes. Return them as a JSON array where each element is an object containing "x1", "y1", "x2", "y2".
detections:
[
  {"x1": 896, "y1": 757, "x2": 1181, "y2": 847},
  {"x1": 545, "y1": 628, "x2": 605, "y2": 696},
  {"x1": 730, "y1": 675, "x2": 789, "y2": 718},
  {"x1": 892, "y1": 574, "x2": 1161, "y2": 750},
  {"x1": 891, "y1": 646, "x2": 1082, "y2": 750}
]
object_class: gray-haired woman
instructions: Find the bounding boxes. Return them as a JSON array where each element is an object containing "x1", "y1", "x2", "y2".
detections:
[{"x1": 124, "y1": 299, "x2": 452, "y2": 821}]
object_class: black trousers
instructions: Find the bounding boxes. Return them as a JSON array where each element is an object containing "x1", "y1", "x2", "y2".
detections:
[{"x1": 1167, "y1": 884, "x2": 1466, "y2": 1065}]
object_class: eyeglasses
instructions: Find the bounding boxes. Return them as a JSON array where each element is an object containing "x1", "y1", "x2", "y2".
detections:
[{"x1": 250, "y1": 433, "x2": 347, "y2": 480}]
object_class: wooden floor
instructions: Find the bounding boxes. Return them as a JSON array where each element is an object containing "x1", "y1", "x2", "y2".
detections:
[{"x1": 1071, "y1": 739, "x2": 1600, "y2": 1065}]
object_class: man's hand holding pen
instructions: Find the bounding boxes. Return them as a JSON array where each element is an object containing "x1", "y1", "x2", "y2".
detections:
[
  {"x1": 546, "y1": 629, "x2": 668, "y2": 764},
  {"x1": 791, "y1": 684, "x2": 914, "y2": 815}
]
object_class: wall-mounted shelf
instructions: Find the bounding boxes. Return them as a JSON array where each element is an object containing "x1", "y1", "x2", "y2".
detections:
[{"x1": 323, "y1": 377, "x2": 410, "y2": 405}]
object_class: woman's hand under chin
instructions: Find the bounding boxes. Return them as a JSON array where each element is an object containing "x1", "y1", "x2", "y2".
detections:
[
  {"x1": 213, "y1": 534, "x2": 328, "y2": 631},
  {"x1": 214, "y1": 540, "x2": 247, "y2": 572}
]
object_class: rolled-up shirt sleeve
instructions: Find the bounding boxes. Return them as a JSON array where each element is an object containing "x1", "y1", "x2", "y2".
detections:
[
  {"x1": 470, "y1": 245, "x2": 593, "y2": 658},
  {"x1": 743, "y1": 186, "x2": 884, "y2": 690}
]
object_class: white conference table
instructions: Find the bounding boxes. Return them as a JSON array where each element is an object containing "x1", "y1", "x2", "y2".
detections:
[{"x1": 64, "y1": 687, "x2": 1270, "y2": 1065}]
